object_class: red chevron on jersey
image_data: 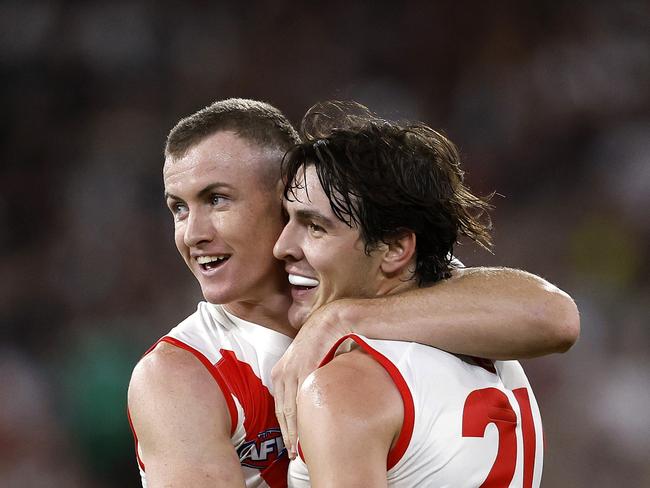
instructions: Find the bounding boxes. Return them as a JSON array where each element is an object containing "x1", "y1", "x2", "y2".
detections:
[
  {"x1": 217, "y1": 349, "x2": 289, "y2": 487},
  {"x1": 130, "y1": 303, "x2": 293, "y2": 488}
]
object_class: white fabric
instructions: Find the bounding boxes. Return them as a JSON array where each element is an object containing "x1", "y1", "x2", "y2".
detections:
[
  {"x1": 289, "y1": 335, "x2": 543, "y2": 487},
  {"x1": 135, "y1": 302, "x2": 293, "y2": 488}
]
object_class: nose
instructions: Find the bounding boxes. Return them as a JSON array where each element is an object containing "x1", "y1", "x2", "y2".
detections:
[
  {"x1": 273, "y1": 222, "x2": 302, "y2": 262},
  {"x1": 184, "y1": 206, "x2": 213, "y2": 247}
]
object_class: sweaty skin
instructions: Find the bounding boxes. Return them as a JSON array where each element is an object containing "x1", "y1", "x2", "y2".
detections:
[
  {"x1": 129, "y1": 131, "x2": 293, "y2": 488},
  {"x1": 129, "y1": 343, "x2": 246, "y2": 487},
  {"x1": 296, "y1": 350, "x2": 401, "y2": 488},
  {"x1": 275, "y1": 164, "x2": 548, "y2": 486},
  {"x1": 129, "y1": 124, "x2": 579, "y2": 486},
  {"x1": 272, "y1": 167, "x2": 579, "y2": 457}
]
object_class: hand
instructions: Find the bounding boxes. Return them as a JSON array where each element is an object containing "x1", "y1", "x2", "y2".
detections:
[{"x1": 271, "y1": 301, "x2": 351, "y2": 459}]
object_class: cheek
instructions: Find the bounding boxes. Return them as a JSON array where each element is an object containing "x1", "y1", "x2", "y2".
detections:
[
  {"x1": 314, "y1": 241, "x2": 352, "y2": 275},
  {"x1": 312, "y1": 257, "x2": 348, "y2": 299},
  {"x1": 249, "y1": 221, "x2": 286, "y2": 253},
  {"x1": 173, "y1": 223, "x2": 185, "y2": 251},
  {"x1": 325, "y1": 254, "x2": 374, "y2": 296},
  {"x1": 233, "y1": 223, "x2": 283, "y2": 267}
]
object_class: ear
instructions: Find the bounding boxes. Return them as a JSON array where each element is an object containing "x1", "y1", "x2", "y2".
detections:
[{"x1": 380, "y1": 230, "x2": 416, "y2": 276}]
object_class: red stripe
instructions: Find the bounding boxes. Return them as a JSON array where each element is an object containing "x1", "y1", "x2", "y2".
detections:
[
  {"x1": 319, "y1": 334, "x2": 415, "y2": 470},
  {"x1": 513, "y1": 388, "x2": 536, "y2": 488},
  {"x1": 142, "y1": 336, "x2": 165, "y2": 356},
  {"x1": 126, "y1": 407, "x2": 146, "y2": 471},
  {"x1": 297, "y1": 441, "x2": 305, "y2": 462},
  {"x1": 126, "y1": 337, "x2": 170, "y2": 473},
  {"x1": 216, "y1": 349, "x2": 288, "y2": 487},
  {"x1": 159, "y1": 336, "x2": 238, "y2": 435}
]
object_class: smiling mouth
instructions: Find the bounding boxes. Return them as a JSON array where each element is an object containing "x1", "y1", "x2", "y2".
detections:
[
  {"x1": 196, "y1": 255, "x2": 231, "y2": 271},
  {"x1": 288, "y1": 274, "x2": 319, "y2": 291}
]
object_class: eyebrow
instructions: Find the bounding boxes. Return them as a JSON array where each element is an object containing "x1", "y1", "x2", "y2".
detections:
[
  {"x1": 294, "y1": 208, "x2": 337, "y2": 228},
  {"x1": 164, "y1": 182, "x2": 235, "y2": 201}
]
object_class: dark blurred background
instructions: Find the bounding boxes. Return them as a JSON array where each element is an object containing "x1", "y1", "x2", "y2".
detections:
[{"x1": 1, "y1": 0, "x2": 648, "y2": 486}]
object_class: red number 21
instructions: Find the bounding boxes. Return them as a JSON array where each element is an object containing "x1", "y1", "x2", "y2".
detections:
[{"x1": 462, "y1": 387, "x2": 537, "y2": 487}]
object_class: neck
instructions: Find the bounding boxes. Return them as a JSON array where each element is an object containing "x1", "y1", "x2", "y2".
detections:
[
  {"x1": 375, "y1": 274, "x2": 418, "y2": 298},
  {"x1": 224, "y1": 293, "x2": 296, "y2": 338},
  {"x1": 222, "y1": 259, "x2": 297, "y2": 337}
]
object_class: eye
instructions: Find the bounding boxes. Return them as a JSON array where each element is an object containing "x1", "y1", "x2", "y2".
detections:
[
  {"x1": 169, "y1": 201, "x2": 188, "y2": 218},
  {"x1": 308, "y1": 222, "x2": 326, "y2": 235},
  {"x1": 210, "y1": 193, "x2": 227, "y2": 206}
]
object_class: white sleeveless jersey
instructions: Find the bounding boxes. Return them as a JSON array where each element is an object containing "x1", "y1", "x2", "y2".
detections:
[
  {"x1": 289, "y1": 334, "x2": 543, "y2": 488},
  {"x1": 129, "y1": 302, "x2": 293, "y2": 488}
]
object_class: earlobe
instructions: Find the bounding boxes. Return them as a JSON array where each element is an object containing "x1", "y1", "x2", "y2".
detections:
[{"x1": 380, "y1": 231, "x2": 416, "y2": 275}]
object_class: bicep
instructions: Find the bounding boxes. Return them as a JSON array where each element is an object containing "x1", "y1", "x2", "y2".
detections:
[
  {"x1": 298, "y1": 414, "x2": 388, "y2": 488},
  {"x1": 297, "y1": 355, "x2": 400, "y2": 488},
  {"x1": 375, "y1": 266, "x2": 577, "y2": 358},
  {"x1": 128, "y1": 347, "x2": 245, "y2": 488}
]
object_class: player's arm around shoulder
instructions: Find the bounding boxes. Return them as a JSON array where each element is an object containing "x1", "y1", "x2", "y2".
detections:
[
  {"x1": 127, "y1": 342, "x2": 245, "y2": 487},
  {"x1": 296, "y1": 349, "x2": 403, "y2": 488}
]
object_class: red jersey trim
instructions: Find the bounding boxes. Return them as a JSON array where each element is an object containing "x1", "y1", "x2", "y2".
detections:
[
  {"x1": 126, "y1": 407, "x2": 146, "y2": 471},
  {"x1": 513, "y1": 388, "x2": 536, "y2": 488},
  {"x1": 319, "y1": 333, "x2": 415, "y2": 470},
  {"x1": 127, "y1": 337, "x2": 170, "y2": 473},
  {"x1": 158, "y1": 336, "x2": 238, "y2": 435},
  {"x1": 126, "y1": 337, "x2": 171, "y2": 472}
]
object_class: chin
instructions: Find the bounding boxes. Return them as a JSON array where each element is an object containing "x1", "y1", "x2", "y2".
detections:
[
  {"x1": 288, "y1": 304, "x2": 310, "y2": 330},
  {"x1": 201, "y1": 285, "x2": 236, "y2": 305}
]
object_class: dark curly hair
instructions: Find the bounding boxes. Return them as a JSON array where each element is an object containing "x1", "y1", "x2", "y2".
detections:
[{"x1": 282, "y1": 101, "x2": 492, "y2": 285}]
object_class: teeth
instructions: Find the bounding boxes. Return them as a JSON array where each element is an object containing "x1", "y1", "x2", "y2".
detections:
[
  {"x1": 288, "y1": 274, "x2": 320, "y2": 287},
  {"x1": 197, "y1": 256, "x2": 228, "y2": 264}
]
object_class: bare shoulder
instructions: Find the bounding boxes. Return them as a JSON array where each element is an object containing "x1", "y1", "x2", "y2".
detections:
[
  {"x1": 296, "y1": 348, "x2": 404, "y2": 480},
  {"x1": 129, "y1": 342, "x2": 221, "y2": 408},
  {"x1": 126, "y1": 342, "x2": 245, "y2": 486},
  {"x1": 298, "y1": 348, "x2": 403, "y2": 433},
  {"x1": 128, "y1": 342, "x2": 231, "y2": 450}
]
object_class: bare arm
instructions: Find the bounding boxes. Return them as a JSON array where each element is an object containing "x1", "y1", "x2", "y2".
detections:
[
  {"x1": 342, "y1": 266, "x2": 580, "y2": 359},
  {"x1": 273, "y1": 266, "x2": 579, "y2": 456},
  {"x1": 128, "y1": 343, "x2": 245, "y2": 488},
  {"x1": 296, "y1": 351, "x2": 401, "y2": 488}
]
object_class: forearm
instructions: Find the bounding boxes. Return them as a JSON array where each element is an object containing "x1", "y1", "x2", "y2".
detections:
[{"x1": 334, "y1": 267, "x2": 579, "y2": 359}]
